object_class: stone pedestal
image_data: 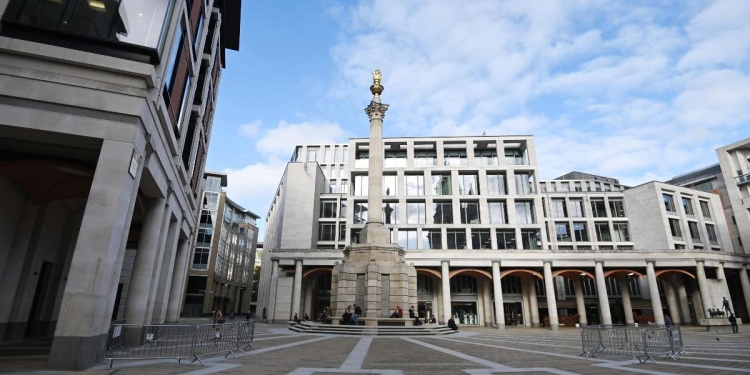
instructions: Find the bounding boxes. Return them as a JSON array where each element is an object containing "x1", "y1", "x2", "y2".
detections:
[{"x1": 330, "y1": 243, "x2": 417, "y2": 318}]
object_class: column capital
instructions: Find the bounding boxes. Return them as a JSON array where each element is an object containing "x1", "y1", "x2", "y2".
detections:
[
  {"x1": 542, "y1": 260, "x2": 554, "y2": 265},
  {"x1": 365, "y1": 101, "x2": 389, "y2": 120},
  {"x1": 441, "y1": 260, "x2": 450, "y2": 266},
  {"x1": 645, "y1": 259, "x2": 657, "y2": 264},
  {"x1": 695, "y1": 258, "x2": 706, "y2": 263},
  {"x1": 492, "y1": 260, "x2": 502, "y2": 267},
  {"x1": 594, "y1": 259, "x2": 606, "y2": 264}
]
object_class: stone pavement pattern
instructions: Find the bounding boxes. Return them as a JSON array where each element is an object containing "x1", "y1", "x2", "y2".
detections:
[{"x1": 2, "y1": 323, "x2": 750, "y2": 374}]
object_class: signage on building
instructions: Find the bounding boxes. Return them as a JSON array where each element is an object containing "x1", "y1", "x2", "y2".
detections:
[{"x1": 129, "y1": 149, "x2": 141, "y2": 178}]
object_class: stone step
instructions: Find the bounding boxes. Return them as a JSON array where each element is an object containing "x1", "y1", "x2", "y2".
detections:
[{"x1": 289, "y1": 322, "x2": 457, "y2": 336}]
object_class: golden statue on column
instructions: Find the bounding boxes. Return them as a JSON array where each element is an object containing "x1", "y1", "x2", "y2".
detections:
[{"x1": 370, "y1": 69, "x2": 384, "y2": 97}]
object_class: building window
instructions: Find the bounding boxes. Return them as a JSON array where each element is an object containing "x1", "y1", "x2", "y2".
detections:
[
  {"x1": 320, "y1": 201, "x2": 337, "y2": 218},
  {"x1": 595, "y1": 222, "x2": 611, "y2": 242},
  {"x1": 197, "y1": 228, "x2": 213, "y2": 246},
  {"x1": 459, "y1": 174, "x2": 479, "y2": 195},
  {"x1": 339, "y1": 223, "x2": 346, "y2": 241},
  {"x1": 354, "y1": 149, "x2": 368, "y2": 168},
  {"x1": 501, "y1": 275, "x2": 523, "y2": 294},
  {"x1": 341, "y1": 180, "x2": 349, "y2": 194},
  {"x1": 682, "y1": 197, "x2": 694, "y2": 216},
  {"x1": 199, "y1": 209, "x2": 213, "y2": 227},
  {"x1": 384, "y1": 150, "x2": 407, "y2": 168},
  {"x1": 475, "y1": 149, "x2": 498, "y2": 166},
  {"x1": 688, "y1": 221, "x2": 701, "y2": 242},
  {"x1": 407, "y1": 202, "x2": 426, "y2": 224},
  {"x1": 192, "y1": 248, "x2": 209, "y2": 269},
  {"x1": 591, "y1": 199, "x2": 607, "y2": 217},
  {"x1": 460, "y1": 201, "x2": 480, "y2": 224},
  {"x1": 354, "y1": 202, "x2": 368, "y2": 224},
  {"x1": 431, "y1": 174, "x2": 452, "y2": 195},
  {"x1": 422, "y1": 229, "x2": 442, "y2": 249},
  {"x1": 471, "y1": 229, "x2": 492, "y2": 249},
  {"x1": 329, "y1": 182, "x2": 337, "y2": 193},
  {"x1": 444, "y1": 149, "x2": 467, "y2": 166},
  {"x1": 204, "y1": 192, "x2": 219, "y2": 209},
  {"x1": 609, "y1": 199, "x2": 625, "y2": 217},
  {"x1": 504, "y1": 148, "x2": 527, "y2": 165},
  {"x1": 574, "y1": 182, "x2": 583, "y2": 192},
  {"x1": 324, "y1": 146, "x2": 333, "y2": 162},
  {"x1": 573, "y1": 223, "x2": 588, "y2": 242},
  {"x1": 487, "y1": 173, "x2": 506, "y2": 195},
  {"x1": 334, "y1": 146, "x2": 343, "y2": 162},
  {"x1": 417, "y1": 274, "x2": 434, "y2": 293},
  {"x1": 559, "y1": 182, "x2": 570, "y2": 192},
  {"x1": 446, "y1": 229, "x2": 467, "y2": 249},
  {"x1": 699, "y1": 201, "x2": 711, "y2": 219},
  {"x1": 319, "y1": 223, "x2": 336, "y2": 241},
  {"x1": 450, "y1": 275, "x2": 478, "y2": 294},
  {"x1": 551, "y1": 199, "x2": 567, "y2": 218},
  {"x1": 340, "y1": 201, "x2": 348, "y2": 218},
  {"x1": 663, "y1": 194, "x2": 676, "y2": 212},
  {"x1": 433, "y1": 201, "x2": 453, "y2": 224},
  {"x1": 515, "y1": 201, "x2": 535, "y2": 224},
  {"x1": 514, "y1": 173, "x2": 534, "y2": 195},
  {"x1": 354, "y1": 175, "x2": 368, "y2": 196},
  {"x1": 570, "y1": 199, "x2": 584, "y2": 218},
  {"x1": 668, "y1": 218, "x2": 682, "y2": 239},
  {"x1": 382, "y1": 202, "x2": 399, "y2": 224},
  {"x1": 521, "y1": 230, "x2": 541, "y2": 249},
  {"x1": 398, "y1": 229, "x2": 418, "y2": 249},
  {"x1": 706, "y1": 224, "x2": 718, "y2": 245},
  {"x1": 555, "y1": 224, "x2": 571, "y2": 242},
  {"x1": 488, "y1": 201, "x2": 507, "y2": 224},
  {"x1": 331, "y1": 166, "x2": 339, "y2": 179},
  {"x1": 406, "y1": 175, "x2": 425, "y2": 195},
  {"x1": 383, "y1": 175, "x2": 398, "y2": 196},
  {"x1": 496, "y1": 230, "x2": 516, "y2": 249},
  {"x1": 613, "y1": 222, "x2": 630, "y2": 242},
  {"x1": 307, "y1": 147, "x2": 319, "y2": 162},
  {"x1": 351, "y1": 229, "x2": 361, "y2": 244},
  {"x1": 414, "y1": 150, "x2": 437, "y2": 167},
  {"x1": 193, "y1": 7, "x2": 205, "y2": 55}
]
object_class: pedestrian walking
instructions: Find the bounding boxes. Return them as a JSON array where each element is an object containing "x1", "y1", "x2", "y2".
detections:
[{"x1": 728, "y1": 314, "x2": 738, "y2": 333}]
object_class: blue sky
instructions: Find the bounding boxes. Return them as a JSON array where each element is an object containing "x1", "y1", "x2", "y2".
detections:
[{"x1": 208, "y1": 0, "x2": 750, "y2": 237}]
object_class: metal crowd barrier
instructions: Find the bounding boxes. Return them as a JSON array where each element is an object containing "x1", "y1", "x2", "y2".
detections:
[
  {"x1": 104, "y1": 320, "x2": 256, "y2": 369},
  {"x1": 580, "y1": 325, "x2": 686, "y2": 364}
]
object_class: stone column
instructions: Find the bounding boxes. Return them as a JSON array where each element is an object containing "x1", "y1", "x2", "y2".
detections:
[
  {"x1": 152, "y1": 215, "x2": 181, "y2": 324},
  {"x1": 521, "y1": 280, "x2": 531, "y2": 326},
  {"x1": 618, "y1": 278, "x2": 634, "y2": 325},
  {"x1": 482, "y1": 278, "x2": 493, "y2": 327},
  {"x1": 304, "y1": 282, "x2": 313, "y2": 318},
  {"x1": 676, "y1": 277, "x2": 692, "y2": 324},
  {"x1": 696, "y1": 260, "x2": 712, "y2": 317},
  {"x1": 491, "y1": 262, "x2": 505, "y2": 329},
  {"x1": 574, "y1": 278, "x2": 587, "y2": 326},
  {"x1": 49, "y1": 139, "x2": 145, "y2": 370},
  {"x1": 739, "y1": 264, "x2": 750, "y2": 322},
  {"x1": 594, "y1": 261, "x2": 612, "y2": 325},
  {"x1": 543, "y1": 262, "x2": 559, "y2": 330},
  {"x1": 166, "y1": 237, "x2": 190, "y2": 322},
  {"x1": 646, "y1": 261, "x2": 665, "y2": 325},
  {"x1": 664, "y1": 277, "x2": 681, "y2": 325},
  {"x1": 292, "y1": 260, "x2": 303, "y2": 319},
  {"x1": 362, "y1": 79, "x2": 390, "y2": 244},
  {"x1": 441, "y1": 261, "x2": 451, "y2": 324},
  {"x1": 717, "y1": 263, "x2": 735, "y2": 314},
  {"x1": 267, "y1": 260, "x2": 279, "y2": 323},
  {"x1": 528, "y1": 279, "x2": 539, "y2": 327}
]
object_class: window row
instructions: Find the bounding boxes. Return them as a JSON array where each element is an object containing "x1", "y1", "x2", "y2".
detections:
[
  {"x1": 553, "y1": 222, "x2": 631, "y2": 242},
  {"x1": 662, "y1": 193, "x2": 713, "y2": 219},
  {"x1": 351, "y1": 173, "x2": 535, "y2": 196},
  {"x1": 351, "y1": 147, "x2": 530, "y2": 167},
  {"x1": 540, "y1": 180, "x2": 621, "y2": 193},
  {"x1": 344, "y1": 200, "x2": 536, "y2": 225},
  {"x1": 548, "y1": 198, "x2": 625, "y2": 218},
  {"x1": 668, "y1": 219, "x2": 719, "y2": 245},
  {"x1": 345, "y1": 227, "x2": 542, "y2": 250},
  {"x1": 296, "y1": 145, "x2": 349, "y2": 163}
]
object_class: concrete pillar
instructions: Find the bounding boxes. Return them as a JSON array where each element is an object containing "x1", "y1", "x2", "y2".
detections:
[
  {"x1": 574, "y1": 278, "x2": 587, "y2": 326},
  {"x1": 482, "y1": 278, "x2": 493, "y2": 327},
  {"x1": 292, "y1": 260, "x2": 303, "y2": 319},
  {"x1": 441, "y1": 261, "x2": 451, "y2": 324},
  {"x1": 594, "y1": 261, "x2": 612, "y2": 326},
  {"x1": 362, "y1": 90, "x2": 390, "y2": 244},
  {"x1": 528, "y1": 279, "x2": 539, "y2": 326},
  {"x1": 618, "y1": 278, "x2": 634, "y2": 325},
  {"x1": 676, "y1": 276, "x2": 692, "y2": 324},
  {"x1": 49, "y1": 139, "x2": 145, "y2": 370},
  {"x1": 304, "y1": 281, "x2": 313, "y2": 318},
  {"x1": 166, "y1": 237, "x2": 190, "y2": 322},
  {"x1": 664, "y1": 277, "x2": 681, "y2": 325},
  {"x1": 740, "y1": 265, "x2": 750, "y2": 321},
  {"x1": 543, "y1": 262, "x2": 559, "y2": 330},
  {"x1": 267, "y1": 260, "x2": 279, "y2": 323},
  {"x1": 152, "y1": 214, "x2": 181, "y2": 324},
  {"x1": 491, "y1": 262, "x2": 505, "y2": 329},
  {"x1": 646, "y1": 261, "x2": 665, "y2": 325},
  {"x1": 717, "y1": 263, "x2": 735, "y2": 314},
  {"x1": 521, "y1": 279, "x2": 530, "y2": 326},
  {"x1": 696, "y1": 261, "x2": 712, "y2": 317}
]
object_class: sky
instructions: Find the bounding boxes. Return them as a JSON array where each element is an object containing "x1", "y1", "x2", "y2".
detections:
[{"x1": 207, "y1": 0, "x2": 750, "y2": 238}]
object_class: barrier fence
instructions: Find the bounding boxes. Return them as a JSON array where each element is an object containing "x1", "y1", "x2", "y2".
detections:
[
  {"x1": 104, "y1": 320, "x2": 255, "y2": 369},
  {"x1": 580, "y1": 325, "x2": 686, "y2": 364}
]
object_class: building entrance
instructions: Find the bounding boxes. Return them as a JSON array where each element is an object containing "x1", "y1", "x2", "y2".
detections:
[
  {"x1": 504, "y1": 302, "x2": 524, "y2": 326},
  {"x1": 451, "y1": 301, "x2": 478, "y2": 325}
]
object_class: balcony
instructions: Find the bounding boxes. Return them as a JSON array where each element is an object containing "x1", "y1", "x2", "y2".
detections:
[{"x1": 736, "y1": 172, "x2": 750, "y2": 186}]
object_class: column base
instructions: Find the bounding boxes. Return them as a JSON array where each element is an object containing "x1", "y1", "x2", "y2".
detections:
[
  {"x1": 49, "y1": 334, "x2": 106, "y2": 370},
  {"x1": 531, "y1": 322, "x2": 540, "y2": 328},
  {"x1": 495, "y1": 323, "x2": 506, "y2": 330},
  {"x1": 549, "y1": 323, "x2": 560, "y2": 331},
  {"x1": 578, "y1": 322, "x2": 588, "y2": 327}
]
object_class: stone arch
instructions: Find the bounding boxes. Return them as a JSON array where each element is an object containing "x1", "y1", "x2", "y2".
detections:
[
  {"x1": 499, "y1": 269, "x2": 543, "y2": 280},
  {"x1": 603, "y1": 269, "x2": 645, "y2": 279},
  {"x1": 552, "y1": 269, "x2": 595, "y2": 279},
  {"x1": 655, "y1": 269, "x2": 695, "y2": 279},
  {"x1": 449, "y1": 269, "x2": 492, "y2": 280},
  {"x1": 302, "y1": 267, "x2": 332, "y2": 279},
  {"x1": 416, "y1": 268, "x2": 442, "y2": 279}
]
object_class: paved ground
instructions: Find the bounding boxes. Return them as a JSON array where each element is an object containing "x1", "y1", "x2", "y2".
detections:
[{"x1": 2, "y1": 324, "x2": 749, "y2": 374}]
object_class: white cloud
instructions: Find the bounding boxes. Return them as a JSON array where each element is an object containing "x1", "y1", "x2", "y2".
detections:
[
  {"x1": 237, "y1": 121, "x2": 262, "y2": 137},
  {"x1": 256, "y1": 120, "x2": 349, "y2": 156},
  {"x1": 222, "y1": 156, "x2": 287, "y2": 217}
]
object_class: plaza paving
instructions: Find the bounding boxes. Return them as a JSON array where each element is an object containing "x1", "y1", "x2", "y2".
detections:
[{"x1": 2, "y1": 323, "x2": 750, "y2": 374}]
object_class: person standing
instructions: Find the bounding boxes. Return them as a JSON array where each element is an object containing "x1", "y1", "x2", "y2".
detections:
[
  {"x1": 728, "y1": 314, "x2": 738, "y2": 334},
  {"x1": 722, "y1": 297, "x2": 732, "y2": 315},
  {"x1": 665, "y1": 315, "x2": 672, "y2": 327},
  {"x1": 262, "y1": 307, "x2": 267, "y2": 320}
]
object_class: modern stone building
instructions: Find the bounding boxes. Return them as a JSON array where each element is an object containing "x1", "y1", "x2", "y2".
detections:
[
  {"x1": 0, "y1": 0, "x2": 241, "y2": 369},
  {"x1": 183, "y1": 171, "x2": 259, "y2": 317},
  {"x1": 717, "y1": 137, "x2": 750, "y2": 254},
  {"x1": 257, "y1": 89, "x2": 750, "y2": 332}
]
